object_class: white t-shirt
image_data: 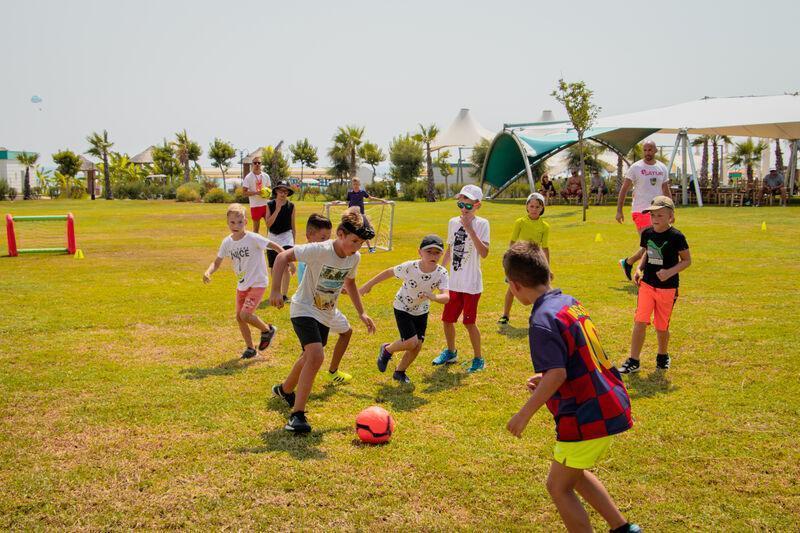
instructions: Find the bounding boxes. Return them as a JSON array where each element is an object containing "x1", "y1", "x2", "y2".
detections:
[
  {"x1": 392, "y1": 260, "x2": 450, "y2": 316},
  {"x1": 626, "y1": 160, "x2": 669, "y2": 213},
  {"x1": 290, "y1": 241, "x2": 360, "y2": 327},
  {"x1": 242, "y1": 171, "x2": 271, "y2": 207},
  {"x1": 217, "y1": 231, "x2": 271, "y2": 290},
  {"x1": 447, "y1": 215, "x2": 490, "y2": 294}
]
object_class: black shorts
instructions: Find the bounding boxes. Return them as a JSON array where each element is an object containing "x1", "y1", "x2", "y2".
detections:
[
  {"x1": 291, "y1": 316, "x2": 330, "y2": 348},
  {"x1": 393, "y1": 308, "x2": 428, "y2": 342},
  {"x1": 267, "y1": 245, "x2": 293, "y2": 268}
]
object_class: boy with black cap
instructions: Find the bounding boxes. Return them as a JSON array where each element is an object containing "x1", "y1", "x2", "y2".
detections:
[
  {"x1": 618, "y1": 195, "x2": 692, "y2": 374},
  {"x1": 360, "y1": 235, "x2": 450, "y2": 384}
]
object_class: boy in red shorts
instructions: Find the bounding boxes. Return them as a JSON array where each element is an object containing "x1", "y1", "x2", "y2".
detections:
[
  {"x1": 432, "y1": 184, "x2": 490, "y2": 374},
  {"x1": 618, "y1": 196, "x2": 691, "y2": 373}
]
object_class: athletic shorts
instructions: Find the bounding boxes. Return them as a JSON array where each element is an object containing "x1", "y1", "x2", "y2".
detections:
[
  {"x1": 250, "y1": 205, "x2": 267, "y2": 222},
  {"x1": 631, "y1": 211, "x2": 652, "y2": 232},
  {"x1": 553, "y1": 435, "x2": 613, "y2": 469},
  {"x1": 267, "y1": 245, "x2": 293, "y2": 268},
  {"x1": 236, "y1": 287, "x2": 266, "y2": 314},
  {"x1": 291, "y1": 316, "x2": 330, "y2": 348},
  {"x1": 635, "y1": 281, "x2": 678, "y2": 331},
  {"x1": 441, "y1": 290, "x2": 481, "y2": 325},
  {"x1": 394, "y1": 308, "x2": 428, "y2": 342},
  {"x1": 329, "y1": 309, "x2": 351, "y2": 335}
]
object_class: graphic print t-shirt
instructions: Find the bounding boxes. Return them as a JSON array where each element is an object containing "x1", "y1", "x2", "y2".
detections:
[
  {"x1": 447, "y1": 216, "x2": 490, "y2": 294},
  {"x1": 392, "y1": 260, "x2": 449, "y2": 316},
  {"x1": 529, "y1": 290, "x2": 633, "y2": 442},
  {"x1": 217, "y1": 232, "x2": 271, "y2": 289},
  {"x1": 625, "y1": 160, "x2": 669, "y2": 213},
  {"x1": 290, "y1": 241, "x2": 359, "y2": 326},
  {"x1": 347, "y1": 190, "x2": 370, "y2": 214},
  {"x1": 242, "y1": 172, "x2": 270, "y2": 207},
  {"x1": 640, "y1": 226, "x2": 689, "y2": 289}
]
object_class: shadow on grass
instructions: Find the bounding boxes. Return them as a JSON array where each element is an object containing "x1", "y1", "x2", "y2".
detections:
[
  {"x1": 608, "y1": 284, "x2": 638, "y2": 295},
  {"x1": 542, "y1": 209, "x2": 581, "y2": 219},
  {"x1": 350, "y1": 438, "x2": 391, "y2": 449},
  {"x1": 235, "y1": 426, "x2": 349, "y2": 460},
  {"x1": 497, "y1": 323, "x2": 528, "y2": 338},
  {"x1": 179, "y1": 357, "x2": 259, "y2": 380},
  {"x1": 266, "y1": 383, "x2": 373, "y2": 414},
  {"x1": 374, "y1": 382, "x2": 429, "y2": 412},
  {"x1": 420, "y1": 364, "x2": 468, "y2": 394},
  {"x1": 625, "y1": 371, "x2": 679, "y2": 399}
]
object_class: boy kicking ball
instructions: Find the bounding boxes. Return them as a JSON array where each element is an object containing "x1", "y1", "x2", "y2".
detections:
[{"x1": 504, "y1": 242, "x2": 640, "y2": 533}]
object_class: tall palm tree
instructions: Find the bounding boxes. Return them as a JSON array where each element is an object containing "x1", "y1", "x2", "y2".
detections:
[
  {"x1": 86, "y1": 130, "x2": 114, "y2": 200},
  {"x1": 728, "y1": 137, "x2": 769, "y2": 185},
  {"x1": 16, "y1": 151, "x2": 38, "y2": 200},
  {"x1": 774, "y1": 140, "x2": 784, "y2": 171},
  {"x1": 413, "y1": 124, "x2": 440, "y2": 202},
  {"x1": 691, "y1": 135, "x2": 710, "y2": 187},
  {"x1": 335, "y1": 125, "x2": 365, "y2": 179},
  {"x1": 708, "y1": 135, "x2": 731, "y2": 190},
  {"x1": 174, "y1": 130, "x2": 202, "y2": 183}
]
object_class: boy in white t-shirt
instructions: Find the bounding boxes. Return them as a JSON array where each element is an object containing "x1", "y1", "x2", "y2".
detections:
[
  {"x1": 359, "y1": 235, "x2": 450, "y2": 384},
  {"x1": 433, "y1": 184, "x2": 490, "y2": 374},
  {"x1": 241, "y1": 157, "x2": 272, "y2": 235},
  {"x1": 203, "y1": 203, "x2": 284, "y2": 359}
]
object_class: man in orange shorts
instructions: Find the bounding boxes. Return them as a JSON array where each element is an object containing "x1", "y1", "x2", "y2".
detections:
[{"x1": 617, "y1": 196, "x2": 691, "y2": 373}]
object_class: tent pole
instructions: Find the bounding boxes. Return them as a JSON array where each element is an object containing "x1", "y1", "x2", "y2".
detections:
[
  {"x1": 788, "y1": 140, "x2": 798, "y2": 196},
  {"x1": 666, "y1": 134, "x2": 681, "y2": 200},
  {"x1": 457, "y1": 146, "x2": 463, "y2": 185},
  {"x1": 685, "y1": 132, "x2": 704, "y2": 207},
  {"x1": 681, "y1": 130, "x2": 689, "y2": 206}
]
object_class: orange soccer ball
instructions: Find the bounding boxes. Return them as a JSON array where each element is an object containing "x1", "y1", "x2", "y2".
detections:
[{"x1": 355, "y1": 406, "x2": 395, "y2": 444}]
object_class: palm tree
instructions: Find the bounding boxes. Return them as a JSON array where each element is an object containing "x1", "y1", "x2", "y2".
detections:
[
  {"x1": 709, "y1": 135, "x2": 731, "y2": 190},
  {"x1": 413, "y1": 124, "x2": 440, "y2": 202},
  {"x1": 774, "y1": 140, "x2": 784, "y2": 172},
  {"x1": 435, "y1": 149, "x2": 453, "y2": 197},
  {"x1": 691, "y1": 135, "x2": 710, "y2": 187},
  {"x1": 208, "y1": 138, "x2": 236, "y2": 192},
  {"x1": 174, "y1": 130, "x2": 202, "y2": 183},
  {"x1": 357, "y1": 141, "x2": 385, "y2": 180},
  {"x1": 16, "y1": 152, "x2": 38, "y2": 200},
  {"x1": 86, "y1": 130, "x2": 114, "y2": 200},
  {"x1": 565, "y1": 142, "x2": 609, "y2": 175},
  {"x1": 335, "y1": 125, "x2": 365, "y2": 179},
  {"x1": 728, "y1": 137, "x2": 769, "y2": 185}
]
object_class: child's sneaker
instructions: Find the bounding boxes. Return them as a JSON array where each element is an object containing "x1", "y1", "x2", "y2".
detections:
[
  {"x1": 241, "y1": 347, "x2": 258, "y2": 359},
  {"x1": 272, "y1": 383, "x2": 296, "y2": 408},
  {"x1": 285, "y1": 411, "x2": 311, "y2": 433},
  {"x1": 465, "y1": 357, "x2": 485, "y2": 373},
  {"x1": 432, "y1": 348, "x2": 457, "y2": 365},
  {"x1": 617, "y1": 358, "x2": 640, "y2": 374},
  {"x1": 368, "y1": 247, "x2": 376, "y2": 253},
  {"x1": 377, "y1": 343, "x2": 392, "y2": 372},
  {"x1": 392, "y1": 370, "x2": 411, "y2": 384},
  {"x1": 656, "y1": 353, "x2": 671, "y2": 370},
  {"x1": 610, "y1": 523, "x2": 642, "y2": 533},
  {"x1": 497, "y1": 315, "x2": 509, "y2": 324},
  {"x1": 327, "y1": 369, "x2": 352, "y2": 384},
  {"x1": 258, "y1": 325, "x2": 277, "y2": 351},
  {"x1": 619, "y1": 258, "x2": 633, "y2": 281}
]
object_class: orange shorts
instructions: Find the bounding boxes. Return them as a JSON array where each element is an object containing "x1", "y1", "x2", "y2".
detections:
[
  {"x1": 236, "y1": 287, "x2": 266, "y2": 314},
  {"x1": 635, "y1": 281, "x2": 677, "y2": 331},
  {"x1": 631, "y1": 211, "x2": 652, "y2": 231}
]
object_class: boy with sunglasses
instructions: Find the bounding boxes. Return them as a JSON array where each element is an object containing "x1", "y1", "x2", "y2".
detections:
[
  {"x1": 242, "y1": 157, "x2": 271, "y2": 235},
  {"x1": 433, "y1": 184, "x2": 490, "y2": 374}
]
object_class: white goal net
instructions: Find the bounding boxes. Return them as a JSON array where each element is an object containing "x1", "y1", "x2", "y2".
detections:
[{"x1": 324, "y1": 201, "x2": 396, "y2": 251}]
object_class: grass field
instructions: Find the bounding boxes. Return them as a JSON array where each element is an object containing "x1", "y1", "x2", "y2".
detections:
[{"x1": 1, "y1": 199, "x2": 799, "y2": 531}]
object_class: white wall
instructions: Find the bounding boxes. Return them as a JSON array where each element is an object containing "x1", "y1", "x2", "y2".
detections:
[{"x1": 0, "y1": 161, "x2": 28, "y2": 192}]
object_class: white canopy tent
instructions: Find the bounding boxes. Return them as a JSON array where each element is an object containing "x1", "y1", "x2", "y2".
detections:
[{"x1": 432, "y1": 108, "x2": 495, "y2": 191}]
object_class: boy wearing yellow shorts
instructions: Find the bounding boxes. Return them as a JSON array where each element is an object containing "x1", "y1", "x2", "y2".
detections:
[{"x1": 504, "y1": 242, "x2": 639, "y2": 533}]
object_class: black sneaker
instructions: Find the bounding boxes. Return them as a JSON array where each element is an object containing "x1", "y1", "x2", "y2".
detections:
[
  {"x1": 285, "y1": 411, "x2": 311, "y2": 433},
  {"x1": 619, "y1": 258, "x2": 633, "y2": 281},
  {"x1": 498, "y1": 315, "x2": 509, "y2": 325},
  {"x1": 272, "y1": 383, "x2": 295, "y2": 408},
  {"x1": 258, "y1": 325, "x2": 277, "y2": 351},
  {"x1": 656, "y1": 353, "x2": 671, "y2": 370},
  {"x1": 617, "y1": 358, "x2": 640, "y2": 374},
  {"x1": 241, "y1": 347, "x2": 258, "y2": 359},
  {"x1": 377, "y1": 343, "x2": 392, "y2": 373},
  {"x1": 392, "y1": 370, "x2": 411, "y2": 384}
]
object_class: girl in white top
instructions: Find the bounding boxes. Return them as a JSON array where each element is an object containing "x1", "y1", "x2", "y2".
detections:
[
  {"x1": 269, "y1": 207, "x2": 377, "y2": 434},
  {"x1": 203, "y1": 203, "x2": 284, "y2": 359}
]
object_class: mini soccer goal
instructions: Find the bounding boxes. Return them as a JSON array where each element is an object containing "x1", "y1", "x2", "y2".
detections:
[
  {"x1": 324, "y1": 201, "x2": 395, "y2": 251},
  {"x1": 5, "y1": 213, "x2": 76, "y2": 256}
]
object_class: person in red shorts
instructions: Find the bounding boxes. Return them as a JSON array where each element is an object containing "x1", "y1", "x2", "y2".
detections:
[
  {"x1": 432, "y1": 184, "x2": 490, "y2": 374},
  {"x1": 618, "y1": 196, "x2": 692, "y2": 374},
  {"x1": 241, "y1": 157, "x2": 271, "y2": 235}
]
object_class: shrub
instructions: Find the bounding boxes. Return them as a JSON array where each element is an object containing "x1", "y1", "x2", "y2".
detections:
[
  {"x1": 435, "y1": 183, "x2": 446, "y2": 199},
  {"x1": 449, "y1": 183, "x2": 462, "y2": 197},
  {"x1": 233, "y1": 187, "x2": 248, "y2": 203},
  {"x1": 325, "y1": 182, "x2": 348, "y2": 201},
  {"x1": 176, "y1": 183, "x2": 201, "y2": 202},
  {"x1": 8, "y1": 187, "x2": 18, "y2": 200},
  {"x1": 366, "y1": 180, "x2": 397, "y2": 199},
  {"x1": 0, "y1": 178, "x2": 11, "y2": 200},
  {"x1": 203, "y1": 187, "x2": 230, "y2": 203},
  {"x1": 400, "y1": 180, "x2": 426, "y2": 201}
]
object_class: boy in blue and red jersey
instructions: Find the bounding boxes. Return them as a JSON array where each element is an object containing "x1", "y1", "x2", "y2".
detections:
[{"x1": 504, "y1": 241, "x2": 640, "y2": 533}]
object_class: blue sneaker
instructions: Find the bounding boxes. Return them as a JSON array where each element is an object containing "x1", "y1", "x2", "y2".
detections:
[
  {"x1": 619, "y1": 258, "x2": 633, "y2": 281},
  {"x1": 377, "y1": 343, "x2": 392, "y2": 372},
  {"x1": 432, "y1": 348, "x2": 457, "y2": 365},
  {"x1": 465, "y1": 357, "x2": 485, "y2": 373}
]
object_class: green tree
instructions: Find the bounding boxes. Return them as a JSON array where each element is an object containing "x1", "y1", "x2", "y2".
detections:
[
  {"x1": 86, "y1": 130, "x2": 114, "y2": 200},
  {"x1": 16, "y1": 151, "x2": 38, "y2": 200},
  {"x1": 728, "y1": 137, "x2": 769, "y2": 185},
  {"x1": 208, "y1": 138, "x2": 236, "y2": 192},
  {"x1": 389, "y1": 135, "x2": 424, "y2": 185},
  {"x1": 708, "y1": 135, "x2": 731, "y2": 190},
  {"x1": 691, "y1": 135, "x2": 710, "y2": 187},
  {"x1": 261, "y1": 145, "x2": 290, "y2": 183},
  {"x1": 774, "y1": 140, "x2": 784, "y2": 172},
  {"x1": 413, "y1": 124, "x2": 440, "y2": 202},
  {"x1": 469, "y1": 138, "x2": 491, "y2": 178},
  {"x1": 327, "y1": 141, "x2": 351, "y2": 184},
  {"x1": 152, "y1": 140, "x2": 183, "y2": 183},
  {"x1": 333, "y1": 125, "x2": 364, "y2": 179},
  {"x1": 174, "y1": 130, "x2": 202, "y2": 183},
  {"x1": 565, "y1": 142, "x2": 609, "y2": 176},
  {"x1": 552, "y1": 78, "x2": 601, "y2": 221},
  {"x1": 435, "y1": 149, "x2": 453, "y2": 198},
  {"x1": 358, "y1": 141, "x2": 385, "y2": 180},
  {"x1": 290, "y1": 138, "x2": 319, "y2": 181}
]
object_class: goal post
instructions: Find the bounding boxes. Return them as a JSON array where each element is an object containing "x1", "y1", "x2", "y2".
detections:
[
  {"x1": 5, "y1": 213, "x2": 76, "y2": 256},
  {"x1": 323, "y1": 201, "x2": 395, "y2": 251}
]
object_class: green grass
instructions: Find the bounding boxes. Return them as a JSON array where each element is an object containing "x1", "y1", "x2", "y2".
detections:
[{"x1": 1, "y1": 199, "x2": 799, "y2": 530}]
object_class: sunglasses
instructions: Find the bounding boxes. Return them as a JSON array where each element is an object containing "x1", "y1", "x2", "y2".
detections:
[
  {"x1": 456, "y1": 201, "x2": 474, "y2": 210},
  {"x1": 253, "y1": 161, "x2": 262, "y2": 165}
]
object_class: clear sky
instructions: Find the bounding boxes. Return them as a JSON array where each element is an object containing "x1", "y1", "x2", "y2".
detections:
[{"x1": 2, "y1": 0, "x2": 798, "y2": 166}]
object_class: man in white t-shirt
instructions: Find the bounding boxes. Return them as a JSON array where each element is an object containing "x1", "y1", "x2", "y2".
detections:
[
  {"x1": 616, "y1": 140, "x2": 672, "y2": 280},
  {"x1": 241, "y1": 157, "x2": 272, "y2": 235}
]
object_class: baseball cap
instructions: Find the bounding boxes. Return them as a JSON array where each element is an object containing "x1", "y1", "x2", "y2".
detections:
[
  {"x1": 642, "y1": 195, "x2": 675, "y2": 212},
  {"x1": 458, "y1": 184, "x2": 483, "y2": 202},
  {"x1": 526, "y1": 192, "x2": 546, "y2": 205},
  {"x1": 419, "y1": 234, "x2": 444, "y2": 251}
]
